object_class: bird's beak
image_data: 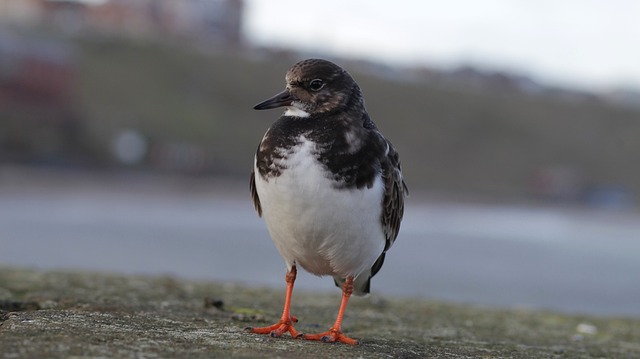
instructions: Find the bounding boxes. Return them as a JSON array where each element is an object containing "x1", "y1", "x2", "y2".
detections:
[{"x1": 254, "y1": 89, "x2": 293, "y2": 110}]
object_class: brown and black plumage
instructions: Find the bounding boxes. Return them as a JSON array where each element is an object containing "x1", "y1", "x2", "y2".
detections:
[{"x1": 247, "y1": 59, "x2": 407, "y2": 345}]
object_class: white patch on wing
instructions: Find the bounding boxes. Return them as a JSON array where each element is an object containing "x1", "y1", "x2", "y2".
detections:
[
  {"x1": 255, "y1": 136, "x2": 385, "y2": 278},
  {"x1": 344, "y1": 129, "x2": 363, "y2": 153},
  {"x1": 267, "y1": 146, "x2": 292, "y2": 172}
]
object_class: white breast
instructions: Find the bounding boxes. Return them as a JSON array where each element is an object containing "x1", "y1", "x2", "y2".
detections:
[{"x1": 254, "y1": 136, "x2": 386, "y2": 279}]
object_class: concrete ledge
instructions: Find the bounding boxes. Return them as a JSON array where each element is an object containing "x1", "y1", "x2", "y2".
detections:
[{"x1": 1, "y1": 267, "x2": 639, "y2": 358}]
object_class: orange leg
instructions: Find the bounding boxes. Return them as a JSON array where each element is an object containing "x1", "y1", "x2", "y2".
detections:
[
  {"x1": 246, "y1": 266, "x2": 302, "y2": 339},
  {"x1": 304, "y1": 276, "x2": 360, "y2": 345}
]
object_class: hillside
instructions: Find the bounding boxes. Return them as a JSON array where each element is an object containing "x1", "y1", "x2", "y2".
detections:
[{"x1": 7, "y1": 35, "x2": 640, "y2": 201}]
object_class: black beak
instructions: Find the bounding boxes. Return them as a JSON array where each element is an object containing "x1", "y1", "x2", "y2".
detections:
[{"x1": 254, "y1": 89, "x2": 293, "y2": 110}]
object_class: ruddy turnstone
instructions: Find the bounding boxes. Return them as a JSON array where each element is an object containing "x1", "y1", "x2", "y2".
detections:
[{"x1": 247, "y1": 59, "x2": 407, "y2": 345}]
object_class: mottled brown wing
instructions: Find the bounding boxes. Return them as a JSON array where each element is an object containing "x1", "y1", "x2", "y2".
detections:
[
  {"x1": 380, "y1": 140, "x2": 407, "y2": 252},
  {"x1": 249, "y1": 169, "x2": 262, "y2": 217},
  {"x1": 354, "y1": 137, "x2": 407, "y2": 293}
]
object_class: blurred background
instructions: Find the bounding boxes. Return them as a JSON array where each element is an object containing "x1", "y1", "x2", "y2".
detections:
[{"x1": 1, "y1": 0, "x2": 639, "y2": 316}]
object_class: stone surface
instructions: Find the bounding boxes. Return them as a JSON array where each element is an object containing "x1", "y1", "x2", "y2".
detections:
[{"x1": 1, "y1": 267, "x2": 639, "y2": 358}]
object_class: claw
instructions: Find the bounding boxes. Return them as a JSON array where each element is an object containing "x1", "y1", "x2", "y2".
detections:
[
  {"x1": 304, "y1": 328, "x2": 359, "y2": 345},
  {"x1": 248, "y1": 318, "x2": 301, "y2": 339}
]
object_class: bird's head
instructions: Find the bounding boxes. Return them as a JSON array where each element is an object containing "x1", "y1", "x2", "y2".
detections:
[{"x1": 254, "y1": 59, "x2": 362, "y2": 117}]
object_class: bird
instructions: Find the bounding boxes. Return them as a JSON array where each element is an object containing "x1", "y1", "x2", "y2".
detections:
[{"x1": 247, "y1": 58, "x2": 407, "y2": 345}]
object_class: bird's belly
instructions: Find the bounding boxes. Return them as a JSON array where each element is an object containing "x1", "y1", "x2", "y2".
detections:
[{"x1": 255, "y1": 141, "x2": 385, "y2": 278}]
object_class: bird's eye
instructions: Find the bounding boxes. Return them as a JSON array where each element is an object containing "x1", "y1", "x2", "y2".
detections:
[{"x1": 309, "y1": 79, "x2": 324, "y2": 91}]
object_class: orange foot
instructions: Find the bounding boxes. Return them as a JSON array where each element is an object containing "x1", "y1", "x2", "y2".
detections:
[
  {"x1": 246, "y1": 316, "x2": 303, "y2": 339},
  {"x1": 304, "y1": 328, "x2": 360, "y2": 345}
]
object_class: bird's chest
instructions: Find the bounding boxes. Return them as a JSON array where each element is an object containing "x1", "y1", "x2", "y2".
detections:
[
  {"x1": 255, "y1": 137, "x2": 344, "y2": 233},
  {"x1": 254, "y1": 136, "x2": 385, "y2": 276}
]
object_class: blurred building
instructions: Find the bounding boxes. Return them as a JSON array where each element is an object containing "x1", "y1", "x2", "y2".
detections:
[
  {"x1": 0, "y1": 0, "x2": 245, "y2": 166},
  {"x1": 0, "y1": 0, "x2": 245, "y2": 45},
  {"x1": 0, "y1": 31, "x2": 83, "y2": 164},
  {"x1": 529, "y1": 166, "x2": 585, "y2": 202},
  {"x1": 0, "y1": 0, "x2": 44, "y2": 27},
  {"x1": 0, "y1": 34, "x2": 73, "y2": 103}
]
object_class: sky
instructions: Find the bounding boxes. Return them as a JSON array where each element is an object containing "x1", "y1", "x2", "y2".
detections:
[{"x1": 243, "y1": 0, "x2": 640, "y2": 91}]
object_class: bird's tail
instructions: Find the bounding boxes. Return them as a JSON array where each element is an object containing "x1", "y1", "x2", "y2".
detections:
[
  {"x1": 334, "y1": 252, "x2": 386, "y2": 296},
  {"x1": 333, "y1": 273, "x2": 371, "y2": 297}
]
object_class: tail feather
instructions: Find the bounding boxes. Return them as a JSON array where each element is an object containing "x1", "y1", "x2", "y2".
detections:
[{"x1": 333, "y1": 252, "x2": 387, "y2": 296}]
